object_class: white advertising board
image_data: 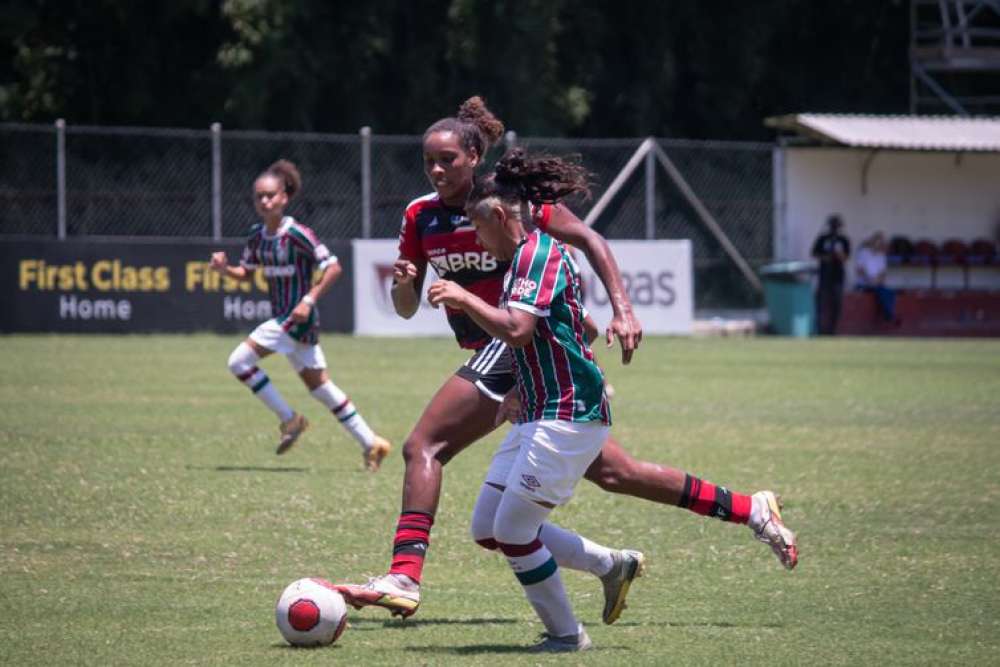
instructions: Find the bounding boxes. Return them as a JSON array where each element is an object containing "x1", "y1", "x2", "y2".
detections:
[
  {"x1": 352, "y1": 238, "x2": 693, "y2": 336},
  {"x1": 352, "y1": 239, "x2": 453, "y2": 336},
  {"x1": 577, "y1": 240, "x2": 693, "y2": 336}
]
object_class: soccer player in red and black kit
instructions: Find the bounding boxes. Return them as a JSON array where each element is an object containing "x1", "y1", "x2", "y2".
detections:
[{"x1": 337, "y1": 98, "x2": 798, "y2": 619}]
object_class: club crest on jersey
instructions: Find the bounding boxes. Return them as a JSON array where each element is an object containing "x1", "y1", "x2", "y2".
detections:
[
  {"x1": 428, "y1": 251, "x2": 497, "y2": 276},
  {"x1": 275, "y1": 237, "x2": 289, "y2": 264}
]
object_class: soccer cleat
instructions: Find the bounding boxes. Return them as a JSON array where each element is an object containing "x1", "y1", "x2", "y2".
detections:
[
  {"x1": 363, "y1": 435, "x2": 392, "y2": 472},
  {"x1": 333, "y1": 575, "x2": 420, "y2": 618},
  {"x1": 750, "y1": 491, "x2": 799, "y2": 570},
  {"x1": 276, "y1": 413, "x2": 309, "y2": 455},
  {"x1": 600, "y1": 549, "x2": 646, "y2": 624},
  {"x1": 528, "y1": 623, "x2": 593, "y2": 653}
]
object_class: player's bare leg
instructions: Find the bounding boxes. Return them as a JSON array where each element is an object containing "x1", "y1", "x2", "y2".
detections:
[
  {"x1": 585, "y1": 436, "x2": 797, "y2": 569},
  {"x1": 336, "y1": 374, "x2": 500, "y2": 616}
]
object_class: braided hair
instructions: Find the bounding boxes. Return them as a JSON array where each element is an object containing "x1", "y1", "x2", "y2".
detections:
[{"x1": 468, "y1": 148, "x2": 592, "y2": 210}]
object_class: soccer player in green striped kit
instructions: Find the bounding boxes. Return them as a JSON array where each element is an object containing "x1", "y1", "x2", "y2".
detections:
[
  {"x1": 428, "y1": 149, "x2": 630, "y2": 651},
  {"x1": 210, "y1": 159, "x2": 391, "y2": 469}
]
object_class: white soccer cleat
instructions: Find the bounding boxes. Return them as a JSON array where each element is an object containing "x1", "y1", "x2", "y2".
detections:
[
  {"x1": 277, "y1": 413, "x2": 309, "y2": 455},
  {"x1": 599, "y1": 549, "x2": 646, "y2": 624},
  {"x1": 750, "y1": 491, "x2": 799, "y2": 570},
  {"x1": 334, "y1": 574, "x2": 420, "y2": 618},
  {"x1": 528, "y1": 623, "x2": 593, "y2": 653},
  {"x1": 363, "y1": 435, "x2": 392, "y2": 472}
]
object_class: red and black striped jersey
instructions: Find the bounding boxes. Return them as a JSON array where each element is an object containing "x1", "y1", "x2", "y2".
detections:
[{"x1": 397, "y1": 193, "x2": 552, "y2": 349}]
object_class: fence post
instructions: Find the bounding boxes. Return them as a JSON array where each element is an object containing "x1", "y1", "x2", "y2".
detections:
[
  {"x1": 644, "y1": 142, "x2": 656, "y2": 239},
  {"x1": 360, "y1": 126, "x2": 372, "y2": 239},
  {"x1": 55, "y1": 118, "x2": 66, "y2": 240},
  {"x1": 504, "y1": 130, "x2": 518, "y2": 151},
  {"x1": 211, "y1": 122, "x2": 222, "y2": 240}
]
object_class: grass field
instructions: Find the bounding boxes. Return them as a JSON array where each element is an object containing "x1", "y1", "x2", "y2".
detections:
[{"x1": 2, "y1": 334, "x2": 999, "y2": 665}]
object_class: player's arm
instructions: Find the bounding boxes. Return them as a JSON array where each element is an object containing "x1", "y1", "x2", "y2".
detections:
[
  {"x1": 583, "y1": 312, "x2": 600, "y2": 346},
  {"x1": 427, "y1": 279, "x2": 536, "y2": 348},
  {"x1": 543, "y1": 204, "x2": 641, "y2": 364},
  {"x1": 291, "y1": 260, "x2": 342, "y2": 323},
  {"x1": 391, "y1": 256, "x2": 427, "y2": 319},
  {"x1": 209, "y1": 251, "x2": 253, "y2": 282}
]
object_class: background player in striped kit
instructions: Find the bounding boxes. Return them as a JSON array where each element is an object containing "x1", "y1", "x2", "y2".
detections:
[
  {"x1": 209, "y1": 159, "x2": 391, "y2": 470},
  {"x1": 336, "y1": 98, "x2": 797, "y2": 620}
]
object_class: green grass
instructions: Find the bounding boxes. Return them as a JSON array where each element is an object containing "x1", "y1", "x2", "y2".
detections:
[{"x1": 2, "y1": 334, "x2": 999, "y2": 665}]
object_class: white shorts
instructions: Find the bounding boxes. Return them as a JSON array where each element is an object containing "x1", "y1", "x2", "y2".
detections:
[
  {"x1": 249, "y1": 319, "x2": 327, "y2": 372},
  {"x1": 484, "y1": 420, "x2": 609, "y2": 506}
]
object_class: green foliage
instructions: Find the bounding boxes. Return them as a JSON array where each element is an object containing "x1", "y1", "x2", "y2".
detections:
[
  {"x1": 1, "y1": 1, "x2": 915, "y2": 138},
  {"x1": 3, "y1": 334, "x2": 999, "y2": 664}
]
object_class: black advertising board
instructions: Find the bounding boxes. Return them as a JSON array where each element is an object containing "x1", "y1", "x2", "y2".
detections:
[{"x1": 0, "y1": 239, "x2": 354, "y2": 333}]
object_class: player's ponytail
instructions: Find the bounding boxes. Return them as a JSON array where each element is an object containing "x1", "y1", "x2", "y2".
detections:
[
  {"x1": 469, "y1": 148, "x2": 592, "y2": 208},
  {"x1": 264, "y1": 159, "x2": 302, "y2": 200},
  {"x1": 424, "y1": 95, "x2": 505, "y2": 159}
]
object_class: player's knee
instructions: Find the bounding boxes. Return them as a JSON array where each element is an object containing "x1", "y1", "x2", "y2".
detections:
[
  {"x1": 401, "y1": 434, "x2": 435, "y2": 465},
  {"x1": 470, "y1": 487, "x2": 501, "y2": 549},
  {"x1": 227, "y1": 343, "x2": 257, "y2": 376},
  {"x1": 493, "y1": 497, "x2": 544, "y2": 546}
]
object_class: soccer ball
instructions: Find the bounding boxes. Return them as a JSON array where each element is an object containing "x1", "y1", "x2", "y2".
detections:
[{"x1": 275, "y1": 578, "x2": 348, "y2": 647}]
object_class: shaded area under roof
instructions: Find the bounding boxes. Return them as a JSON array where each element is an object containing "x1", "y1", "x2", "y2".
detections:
[{"x1": 765, "y1": 113, "x2": 1000, "y2": 152}]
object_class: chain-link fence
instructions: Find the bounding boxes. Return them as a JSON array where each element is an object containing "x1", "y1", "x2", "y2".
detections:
[{"x1": 1, "y1": 122, "x2": 773, "y2": 306}]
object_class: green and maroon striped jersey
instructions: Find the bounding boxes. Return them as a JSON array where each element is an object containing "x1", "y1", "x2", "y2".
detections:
[
  {"x1": 239, "y1": 216, "x2": 337, "y2": 343},
  {"x1": 502, "y1": 230, "x2": 611, "y2": 425}
]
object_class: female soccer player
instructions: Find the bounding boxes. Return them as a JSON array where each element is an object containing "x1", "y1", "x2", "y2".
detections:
[
  {"x1": 209, "y1": 159, "x2": 391, "y2": 470},
  {"x1": 337, "y1": 99, "x2": 796, "y2": 619},
  {"x1": 425, "y1": 150, "x2": 620, "y2": 651}
]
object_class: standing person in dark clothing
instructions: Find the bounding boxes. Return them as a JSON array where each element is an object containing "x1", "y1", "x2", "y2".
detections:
[{"x1": 811, "y1": 215, "x2": 851, "y2": 335}]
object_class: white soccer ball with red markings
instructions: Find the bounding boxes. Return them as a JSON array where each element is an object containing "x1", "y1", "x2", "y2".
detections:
[{"x1": 275, "y1": 578, "x2": 348, "y2": 647}]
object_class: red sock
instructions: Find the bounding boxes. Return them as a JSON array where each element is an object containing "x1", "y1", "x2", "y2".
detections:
[
  {"x1": 678, "y1": 474, "x2": 751, "y2": 524},
  {"x1": 388, "y1": 511, "x2": 434, "y2": 583}
]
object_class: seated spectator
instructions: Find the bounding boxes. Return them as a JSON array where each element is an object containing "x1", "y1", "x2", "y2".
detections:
[{"x1": 855, "y1": 231, "x2": 898, "y2": 324}]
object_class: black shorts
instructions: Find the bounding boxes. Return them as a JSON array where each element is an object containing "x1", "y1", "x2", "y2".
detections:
[{"x1": 454, "y1": 338, "x2": 515, "y2": 401}]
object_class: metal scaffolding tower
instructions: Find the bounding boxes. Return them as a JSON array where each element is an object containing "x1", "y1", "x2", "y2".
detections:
[{"x1": 910, "y1": 0, "x2": 1000, "y2": 115}]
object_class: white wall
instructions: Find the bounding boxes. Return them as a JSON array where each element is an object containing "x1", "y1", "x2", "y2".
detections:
[{"x1": 775, "y1": 148, "x2": 1000, "y2": 264}]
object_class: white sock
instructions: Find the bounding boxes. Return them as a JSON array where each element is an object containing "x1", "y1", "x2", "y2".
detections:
[
  {"x1": 494, "y1": 491, "x2": 578, "y2": 638},
  {"x1": 539, "y1": 523, "x2": 614, "y2": 577},
  {"x1": 310, "y1": 381, "x2": 375, "y2": 449},
  {"x1": 472, "y1": 484, "x2": 613, "y2": 577},
  {"x1": 228, "y1": 343, "x2": 294, "y2": 422}
]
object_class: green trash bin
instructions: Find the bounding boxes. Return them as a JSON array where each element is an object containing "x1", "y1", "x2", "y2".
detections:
[{"x1": 759, "y1": 261, "x2": 817, "y2": 337}]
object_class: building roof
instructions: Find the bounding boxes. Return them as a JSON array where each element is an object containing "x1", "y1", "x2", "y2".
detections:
[{"x1": 765, "y1": 113, "x2": 1000, "y2": 152}]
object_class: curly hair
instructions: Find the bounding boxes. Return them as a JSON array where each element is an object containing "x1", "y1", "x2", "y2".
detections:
[
  {"x1": 468, "y1": 148, "x2": 592, "y2": 208},
  {"x1": 424, "y1": 96, "x2": 505, "y2": 158},
  {"x1": 262, "y1": 159, "x2": 302, "y2": 199}
]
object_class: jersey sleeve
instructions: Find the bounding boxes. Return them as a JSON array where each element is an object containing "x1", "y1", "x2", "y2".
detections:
[
  {"x1": 507, "y1": 234, "x2": 565, "y2": 318},
  {"x1": 397, "y1": 208, "x2": 423, "y2": 261},
  {"x1": 289, "y1": 223, "x2": 337, "y2": 270}
]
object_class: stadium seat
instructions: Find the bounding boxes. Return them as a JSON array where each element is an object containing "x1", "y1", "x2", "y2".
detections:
[
  {"x1": 910, "y1": 239, "x2": 939, "y2": 288},
  {"x1": 967, "y1": 238, "x2": 997, "y2": 266},
  {"x1": 939, "y1": 239, "x2": 970, "y2": 288},
  {"x1": 887, "y1": 235, "x2": 913, "y2": 266}
]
